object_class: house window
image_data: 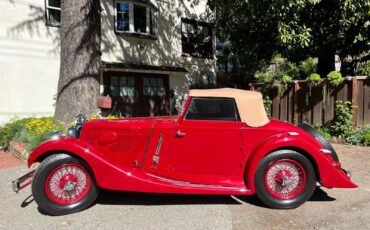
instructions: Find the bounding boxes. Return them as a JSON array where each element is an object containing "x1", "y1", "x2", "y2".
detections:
[
  {"x1": 110, "y1": 76, "x2": 136, "y2": 97},
  {"x1": 185, "y1": 98, "x2": 240, "y2": 121},
  {"x1": 115, "y1": 1, "x2": 158, "y2": 37},
  {"x1": 117, "y1": 3, "x2": 130, "y2": 31},
  {"x1": 181, "y1": 19, "x2": 213, "y2": 58},
  {"x1": 143, "y1": 77, "x2": 164, "y2": 96},
  {"x1": 45, "y1": 0, "x2": 61, "y2": 27}
]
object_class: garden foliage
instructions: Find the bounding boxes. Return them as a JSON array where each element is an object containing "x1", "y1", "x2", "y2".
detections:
[{"x1": 0, "y1": 117, "x2": 62, "y2": 152}]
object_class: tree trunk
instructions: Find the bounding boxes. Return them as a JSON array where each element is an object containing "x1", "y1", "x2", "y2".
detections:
[
  {"x1": 317, "y1": 50, "x2": 336, "y2": 77},
  {"x1": 54, "y1": 0, "x2": 101, "y2": 124}
]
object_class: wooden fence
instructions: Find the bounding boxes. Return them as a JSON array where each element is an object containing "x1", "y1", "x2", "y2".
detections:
[{"x1": 249, "y1": 76, "x2": 370, "y2": 128}]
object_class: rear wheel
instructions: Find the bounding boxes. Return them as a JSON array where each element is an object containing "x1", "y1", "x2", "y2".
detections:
[
  {"x1": 32, "y1": 154, "x2": 99, "y2": 215},
  {"x1": 254, "y1": 150, "x2": 316, "y2": 209}
]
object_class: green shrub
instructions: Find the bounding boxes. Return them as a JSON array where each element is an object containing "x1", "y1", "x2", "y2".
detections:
[
  {"x1": 255, "y1": 71, "x2": 275, "y2": 83},
  {"x1": 307, "y1": 73, "x2": 321, "y2": 85},
  {"x1": 0, "y1": 117, "x2": 62, "y2": 152},
  {"x1": 279, "y1": 61, "x2": 300, "y2": 79},
  {"x1": 263, "y1": 96, "x2": 272, "y2": 117},
  {"x1": 282, "y1": 75, "x2": 293, "y2": 84},
  {"x1": 347, "y1": 125, "x2": 370, "y2": 146},
  {"x1": 327, "y1": 71, "x2": 344, "y2": 87},
  {"x1": 316, "y1": 125, "x2": 332, "y2": 140},
  {"x1": 329, "y1": 101, "x2": 353, "y2": 138},
  {"x1": 356, "y1": 60, "x2": 370, "y2": 76},
  {"x1": 299, "y1": 57, "x2": 317, "y2": 77},
  {"x1": 0, "y1": 118, "x2": 31, "y2": 149}
]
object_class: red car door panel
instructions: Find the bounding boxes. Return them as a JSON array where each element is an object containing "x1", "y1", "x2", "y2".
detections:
[{"x1": 164, "y1": 120, "x2": 244, "y2": 185}]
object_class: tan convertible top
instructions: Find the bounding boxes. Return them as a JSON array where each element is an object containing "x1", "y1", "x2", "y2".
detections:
[{"x1": 189, "y1": 88, "x2": 269, "y2": 127}]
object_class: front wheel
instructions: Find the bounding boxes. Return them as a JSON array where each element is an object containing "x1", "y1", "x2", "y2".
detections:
[
  {"x1": 32, "y1": 154, "x2": 99, "y2": 215},
  {"x1": 254, "y1": 150, "x2": 316, "y2": 209}
]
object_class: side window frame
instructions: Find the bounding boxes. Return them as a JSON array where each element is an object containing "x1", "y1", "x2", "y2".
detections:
[
  {"x1": 184, "y1": 97, "x2": 240, "y2": 122},
  {"x1": 45, "y1": 0, "x2": 61, "y2": 27},
  {"x1": 114, "y1": 0, "x2": 158, "y2": 38}
]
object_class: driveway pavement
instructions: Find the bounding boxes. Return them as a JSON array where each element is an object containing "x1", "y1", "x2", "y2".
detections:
[{"x1": 0, "y1": 144, "x2": 369, "y2": 230}]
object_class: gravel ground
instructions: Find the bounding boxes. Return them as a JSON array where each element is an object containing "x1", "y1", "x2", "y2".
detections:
[{"x1": 0, "y1": 144, "x2": 369, "y2": 230}]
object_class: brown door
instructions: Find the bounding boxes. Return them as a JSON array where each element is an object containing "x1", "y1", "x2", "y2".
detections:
[{"x1": 103, "y1": 72, "x2": 170, "y2": 117}]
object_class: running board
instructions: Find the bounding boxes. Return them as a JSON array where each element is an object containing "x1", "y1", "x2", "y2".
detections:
[{"x1": 146, "y1": 173, "x2": 251, "y2": 193}]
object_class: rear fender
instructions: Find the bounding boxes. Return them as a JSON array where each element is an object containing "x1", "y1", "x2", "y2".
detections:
[{"x1": 245, "y1": 133, "x2": 357, "y2": 193}]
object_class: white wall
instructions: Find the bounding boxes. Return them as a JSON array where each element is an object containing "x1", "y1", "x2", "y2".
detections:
[
  {"x1": 0, "y1": 0, "x2": 60, "y2": 124},
  {"x1": 100, "y1": 0, "x2": 216, "y2": 98}
]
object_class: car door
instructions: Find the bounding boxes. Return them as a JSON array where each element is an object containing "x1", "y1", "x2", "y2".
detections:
[{"x1": 165, "y1": 97, "x2": 245, "y2": 186}]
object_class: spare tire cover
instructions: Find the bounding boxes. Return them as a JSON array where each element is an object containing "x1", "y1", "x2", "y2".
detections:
[{"x1": 298, "y1": 123, "x2": 339, "y2": 162}]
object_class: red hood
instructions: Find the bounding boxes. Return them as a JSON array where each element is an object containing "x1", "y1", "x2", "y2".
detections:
[{"x1": 82, "y1": 116, "x2": 178, "y2": 129}]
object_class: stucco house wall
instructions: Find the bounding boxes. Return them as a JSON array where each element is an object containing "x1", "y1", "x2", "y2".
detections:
[
  {"x1": 100, "y1": 0, "x2": 216, "y2": 101},
  {"x1": 0, "y1": 0, "x2": 60, "y2": 124},
  {"x1": 0, "y1": 0, "x2": 215, "y2": 122}
]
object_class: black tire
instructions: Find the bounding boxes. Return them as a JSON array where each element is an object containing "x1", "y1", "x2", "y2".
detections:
[
  {"x1": 32, "y1": 154, "x2": 99, "y2": 215},
  {"x1": 298, "y1": 122, "x2": 339, "y2": 162},
  {"x1": 254, "y1": 150, "x2": 316, "y2": 209}
]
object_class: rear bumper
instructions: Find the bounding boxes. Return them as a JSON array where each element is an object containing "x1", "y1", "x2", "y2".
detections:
[{"x1": 12, "y1": 170, "x2": 35, "y2": 193}]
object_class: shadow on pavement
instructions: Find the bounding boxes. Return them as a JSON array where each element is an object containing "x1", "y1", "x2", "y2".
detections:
[
  {"x1": 21, "y1": 194, "x2": 34, "y2": 208},
  {"x1": 309, "y1": 187, "x2": 336, "y2": 202},
  {"x1": 97, "y1": 186, "x2": 335, "y2": 207},
  {"x1": 97, "y1": 190, "x2": 243, "y2": 206}
]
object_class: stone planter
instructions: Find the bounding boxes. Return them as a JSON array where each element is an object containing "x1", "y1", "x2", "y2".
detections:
[{"x1": 8, "y1": 141, "x2": 29, "y2": 160}]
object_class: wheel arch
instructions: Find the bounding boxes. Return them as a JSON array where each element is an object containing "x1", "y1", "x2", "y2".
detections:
[
  {"x1": 32, "y1": 150, "x2": 98, "y2": 183},
  {"x1": 244, "y1": 135, "x2": 323, "y2": 193}
]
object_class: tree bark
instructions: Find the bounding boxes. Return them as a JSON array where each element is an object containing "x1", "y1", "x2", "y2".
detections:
[
  {"x1": 54, "y1": 0, "x2": 101, "y2": 124},
  {"x1": 317, "y1": 50, "x2": 336, "y2": 77}
]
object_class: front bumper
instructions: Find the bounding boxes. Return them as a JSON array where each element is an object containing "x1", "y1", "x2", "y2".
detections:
[{"x1": 12, "y1": 170, "x2": 35, "y2": 193}]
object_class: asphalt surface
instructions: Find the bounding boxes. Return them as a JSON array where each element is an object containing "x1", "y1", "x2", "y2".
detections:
[{"x1": 0, "y1": 144, "x2": 369, "y2": 230}]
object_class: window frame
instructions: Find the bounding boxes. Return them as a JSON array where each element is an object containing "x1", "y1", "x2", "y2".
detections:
[
  {"x1": 184, "y1": 97, "x2": 241, "y2": 122},
  {"x1": 109, "y1": 75, "x2": 136, "y2": 97},
  {"x1": 143, "y1": 77, "x2": 165, "y2": 97},
  {"x1": 114, "y1": 0, "x2": 158, "y2": 39},
  {"x1": 45, "y1": 0, "x2": 61, "y2": 27},
  {"x1": 181, "y1": 18, "x2": 214, "y2": 59}
]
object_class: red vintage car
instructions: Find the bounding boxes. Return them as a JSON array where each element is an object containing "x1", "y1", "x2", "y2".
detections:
[{"x1": 13, "y1": 88, "x2": 357, "y2": 215}]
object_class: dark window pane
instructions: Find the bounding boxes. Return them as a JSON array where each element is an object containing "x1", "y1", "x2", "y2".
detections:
[
  {"x1": 117, "y1": 3, "x2": 129, "y2": 31},
  {"x1": 111, "y1": 86, "x2": 119, "y2": 96},
  {"x1": 134, "y1": 5, "x2": 146, "y2": 33},
  {"x1": 48, "y1": 9, "x2": 60, "y2": 24},
  {"x1": 143, "y1": 77, "x2": 164, "y2": 96},
  {"x1": 111, "y1": 76, "x2": 119, "y2": 85},
  {"x1": 48, "y1": 0, "x2": 60, "y2": 8},
  {"x1": 110, "y1": 75, "x2": 135, "y2": 96},
  {"x1": 181, "y1": 19, "x2": 213, "y2": 58},
  {"x1": 185, "y1": 98, "x2": 238, "y2": 121}
]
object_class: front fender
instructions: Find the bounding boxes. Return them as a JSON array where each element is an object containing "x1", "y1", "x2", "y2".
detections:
[
  {"x1": 27, "y1": 137, "x2": 135, "y2": 190},
  {"x1": 245, "y1": 133, "x2": 357, "y2": 193},
  {"x1": 28, "y1": 137, "x2": 99, "y2": 168}
]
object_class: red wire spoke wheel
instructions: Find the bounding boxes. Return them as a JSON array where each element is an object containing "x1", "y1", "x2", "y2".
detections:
[
  {"x1": 45, "y1": 163, "x2": 92, "y2": 205},
  {"x1": 254, "y1": 150, "x2": 316, "y2": 209},
  {"x1": 32, "y1": 154, "x2": 99, "y2": 215},
  {"x1": 264, "y1": 159, "x2": 306, "y2": 200}
]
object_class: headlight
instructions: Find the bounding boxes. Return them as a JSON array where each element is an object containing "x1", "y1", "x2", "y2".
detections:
[
  {"x1": 50, "y1": 131, "x2": 61, "y2": 140},
  {"x1": 75, "y1": 114, "x2": 87, "y2": 124},
  {"x1": 67, "y1": 127, "x2": 78, "y2": 138}
]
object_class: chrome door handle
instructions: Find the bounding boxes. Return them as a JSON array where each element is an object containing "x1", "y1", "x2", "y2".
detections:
[{"x1": 175, "y1": 130, "x2": 186, "y2": 137}]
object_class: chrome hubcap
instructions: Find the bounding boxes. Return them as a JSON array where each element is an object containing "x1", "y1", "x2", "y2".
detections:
[
  {"x1": 63, "y1": 181, "x2": 77, "y2": 192},
  {"x1": 265, "y1": 159, "x2": 306, "y2": 199}
]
